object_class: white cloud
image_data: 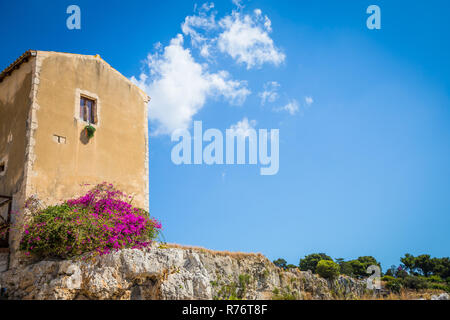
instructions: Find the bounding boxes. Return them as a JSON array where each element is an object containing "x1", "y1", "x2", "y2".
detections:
[
  {"x1": 273, "y1": 96, "x2": 314, "y2": 115},
  {"x1": 274, "y1": 99, "x2": 299, "y2": 115},
  {"x1": 259, "y1": 81, "x2": 280, "y2": 105},
  {"x1": 132, "y1": 4, "x2": 289, "y2": 135},
  {"x1": 153, "y1": 41, "x2": 162, "y2": 50},
  {"x1": 264, "y1": 15, "x2": 272, "y2": 32},
  {"x1": 228, "y1": 117, "x2": 257, "y2": 137},
  {"x1": 181, "y1": 2, "x2": 217, "y2": 55},
  {"x1": 217, "y1": 10, "x2": 285, "y2": 69},
  {"x1": 200, "y1": 44, "x2": 212, "y2": 58},
  {"x1": 181, "y1": 4, "x2": 284, "y2": 70},
  {"x1": 132, "y1": 34, "x2": 250, "y2": 135},
  {"x1": 232, "y1": 0, "x2": 244, "y2": 9}
]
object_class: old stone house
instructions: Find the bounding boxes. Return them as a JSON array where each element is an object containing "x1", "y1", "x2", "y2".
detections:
[{"x1": 0, "y1": 50, "x2": 150, "y2": 271}]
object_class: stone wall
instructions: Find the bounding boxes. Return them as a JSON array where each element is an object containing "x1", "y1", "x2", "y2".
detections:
[
  {"x1": 0, "y1": 250, "x2": 8, "y2": 273},
  {"x1": 0, "y1": 245, "x2": 368, "y2": 300}
]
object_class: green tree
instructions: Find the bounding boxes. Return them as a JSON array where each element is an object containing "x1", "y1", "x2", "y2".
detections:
[
  {"x1": 316, "y1": 260, "x2": 340, "y2": 280},
  {"x1": 349, "y1": 260, "x2": 365, "y2": 278},
  {"x1": 346, "y1": 256, "x2": 381, "y2": 278},
  {"x1": 299, "y1": 253, "x2": 332, "y2": 273},
  {"x1": 400, "y1": 253, "x2": 416, "y2": 273},
  {"x1": 396, "y1": 266, "x2": 409, "y2": 279},
  {"x1": 357, "y1": 256, "x2": 381, "y2": 269},
  {"x1": 385, "y1": 265, "x2": 397, "y2": 277},
  {"x1": 273, "y1": 258, "x2": 287, "y2": 269},
  {"x1": 432, "y1": 257, "x2": 450, "y2": 279},
  {"x1": 414, "y1": 254, "x2": 434, "y2": 277},
  {"x1": 336, "y1": 258, "x2": 354, "y2": 276}
]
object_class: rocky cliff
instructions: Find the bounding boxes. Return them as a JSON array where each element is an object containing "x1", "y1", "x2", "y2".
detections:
[{"x1": 0, "y1": 244, "x2": 368, "y2": 300}]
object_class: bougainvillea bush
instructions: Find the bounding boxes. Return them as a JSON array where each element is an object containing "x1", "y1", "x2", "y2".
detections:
[{"x1": 19, "y1": 183, "x2": 161, "y2": 260}]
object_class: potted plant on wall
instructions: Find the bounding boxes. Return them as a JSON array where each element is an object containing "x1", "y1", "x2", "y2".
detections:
[{"x1": 84, "y1": 124, "x2": 96, "y2": 140}]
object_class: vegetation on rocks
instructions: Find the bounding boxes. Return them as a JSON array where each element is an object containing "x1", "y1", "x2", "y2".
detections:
[
  {"x1": 272, "y1": 252, "x2": 450, "y2": 296},
  {"x1": 316, "y1": 260, "x2": 340, "y2": 280},
  {"x1": 2, "y1": 183, "x2": 448, "y2": 300},
  {"x1": 299, "y1": 253, "x2": 332, "y2": 273},
  {"x1": 19, "y1": 183, "x2": 161, "y2": 260}
]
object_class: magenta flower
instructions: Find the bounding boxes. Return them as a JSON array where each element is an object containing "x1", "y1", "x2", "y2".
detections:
[{"x1": 19, "y1": 182, "x2": 161, "y2": 259}]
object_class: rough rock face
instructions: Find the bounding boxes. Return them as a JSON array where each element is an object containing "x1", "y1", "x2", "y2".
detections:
[
  {"x1": 0, "y1": 245, "x2": 368, "y2": 300},
  {"x1": 431, "y1": 293, "x2": 449, "y2": 300},
  {"x1": 0, "y1": 252, "x2": 8, "y2": 273}
]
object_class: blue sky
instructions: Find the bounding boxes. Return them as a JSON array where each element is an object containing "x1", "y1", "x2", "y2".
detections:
[{"x1": 1, "y1": 0, "x2": 449, "y2": 270}]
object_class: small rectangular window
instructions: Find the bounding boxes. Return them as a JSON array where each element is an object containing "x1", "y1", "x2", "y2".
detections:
[
  {"x1": 53, "y1": 135, "x2": 66, "y2": 144},
  {"x1": 0, "y1": 160, "x2": 6, "y2": 176},
  {"x1": 80, "y1": 96, "x2": 98, "y2": 124}
]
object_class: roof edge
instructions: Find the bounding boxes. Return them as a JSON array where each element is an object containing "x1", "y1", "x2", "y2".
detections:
[
  {"x1": 0, "y1": 50, "x2": 37, "y2": 83},
  {"x1": 0, "y1": 50, "x2": 150, "y2": 103}
]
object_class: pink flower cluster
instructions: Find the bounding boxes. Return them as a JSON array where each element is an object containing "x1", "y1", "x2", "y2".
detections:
[{"x1": 20, "y1": 183, "x2": 161, "y2": 259}]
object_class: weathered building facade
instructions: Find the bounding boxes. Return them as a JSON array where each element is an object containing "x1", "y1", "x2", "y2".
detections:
[{"x1": 0, "y1": 50, "x2": 150, "y2": 270}]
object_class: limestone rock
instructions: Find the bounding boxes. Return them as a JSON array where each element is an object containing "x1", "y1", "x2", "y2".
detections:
[
  {"x1": 431, "y1": 293, "x2": 449, "y2": 300},
  {"x1": 0, "y1": 245, "x2": 369, "y2": 300}
]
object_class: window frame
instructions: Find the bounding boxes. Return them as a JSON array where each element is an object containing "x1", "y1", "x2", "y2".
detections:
[
  {"x1": 74, "y1": 89, "x2": 101, "y2": 127},
  {"x1": 80, "y1": 95, "x2": 97, "y2": 124},
  {"x1": 0, "y1": 156, "x2": 7, "y2": 177}
]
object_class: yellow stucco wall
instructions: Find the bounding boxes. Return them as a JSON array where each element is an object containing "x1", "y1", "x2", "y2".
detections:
[
  {"x1": 0, "y1": 58, "x2": 33, "y2": 217},
  {"x1": 28, "y1": 51, "x2": 149, "y2": 210},
  {"x1": 0, "y1": 56, "x2": 35, "y2": 264}
]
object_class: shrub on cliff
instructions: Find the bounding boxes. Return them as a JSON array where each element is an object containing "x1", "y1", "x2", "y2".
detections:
[
  {"x1": 316, "y1": 260, "x2": 340, "y2": 280},
  {"x1": 402, "y1": 275, "x2": 429, "y2": 291},
  {"x1": 299, "y1": 253, "x2": 333, "y2": 273},
  {"x1": 385, "y1": 278, "x2": 402, "y2": 293},
  {"x1": 19, "y1": 183, "x2": 161, "y2": 260}
]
